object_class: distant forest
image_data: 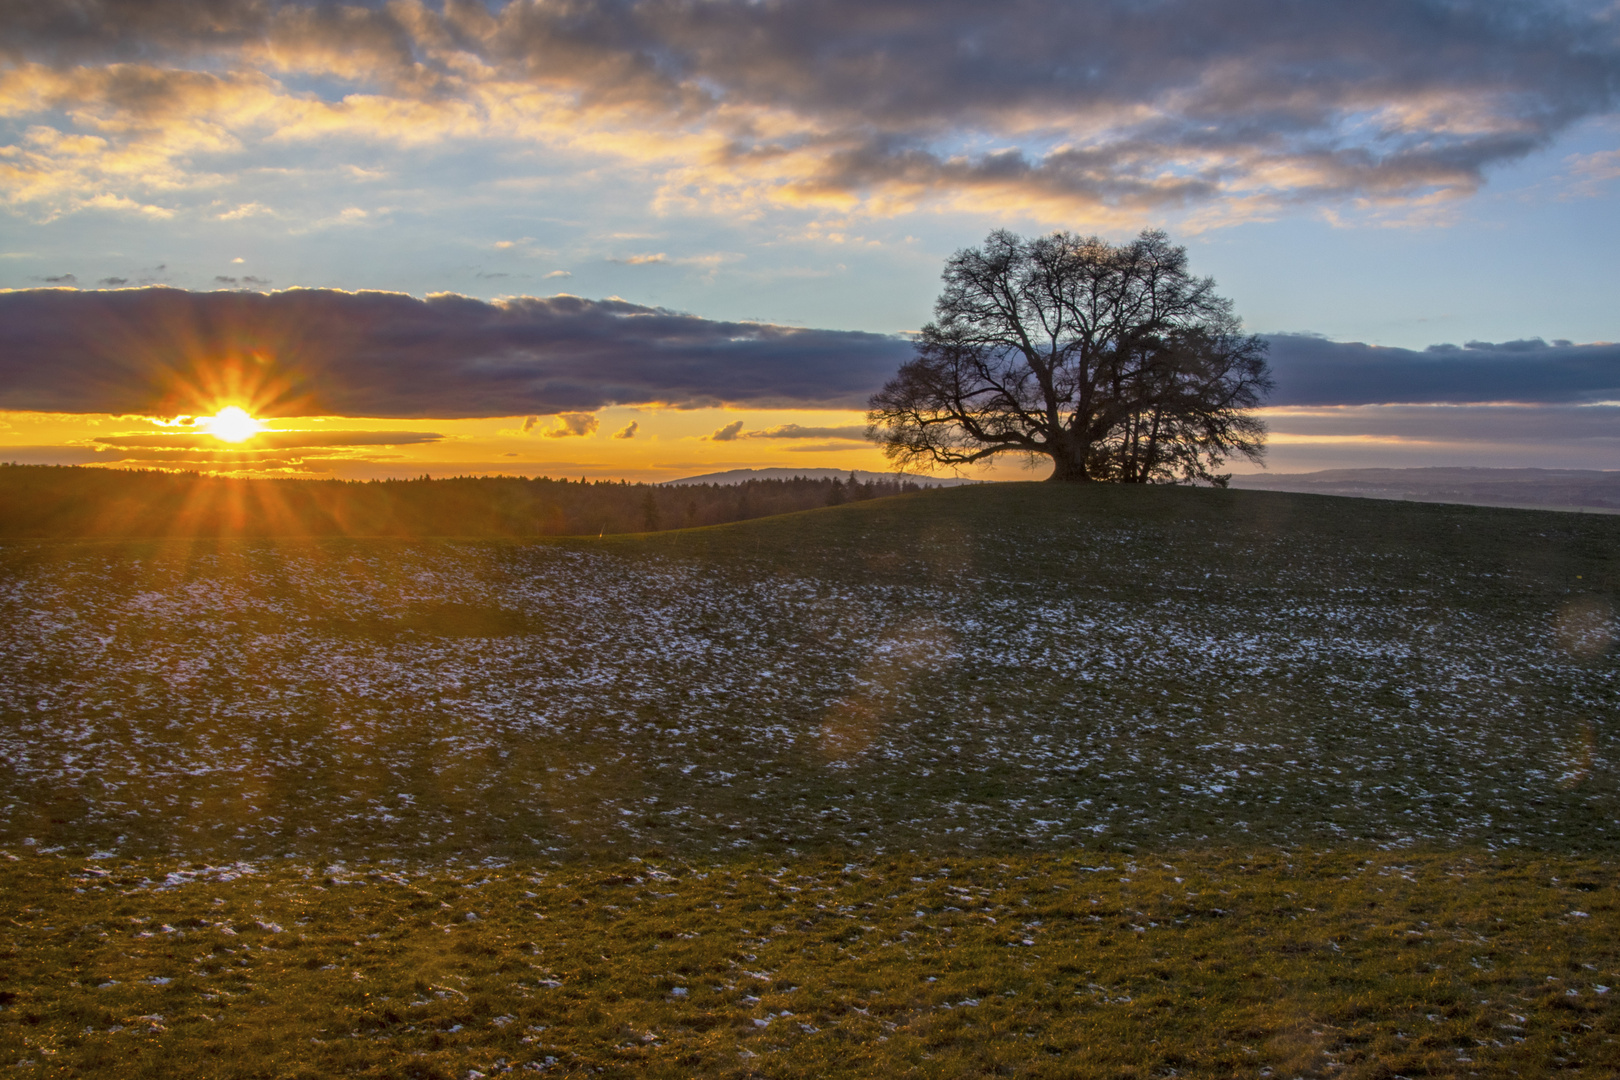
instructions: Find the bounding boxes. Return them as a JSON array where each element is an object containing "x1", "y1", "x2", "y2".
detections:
[{"x1": 0, "y1": 465, "x2": 925, "y2": 539}]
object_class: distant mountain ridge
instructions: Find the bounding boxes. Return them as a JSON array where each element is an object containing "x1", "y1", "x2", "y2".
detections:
[
  {"x1": 1231, "y1": 467, "x2": 1620, "y2": 513},
  {"x1": 664, "y1": 467, "x2": 979, "y2": 487}
]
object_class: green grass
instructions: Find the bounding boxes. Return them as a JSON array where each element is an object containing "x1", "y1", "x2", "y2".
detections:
[
  {"x1": 3, "y1": 850, "x2": 1618, "y2": 1078},
  {"x1": 2, "y1": 482, "x2": 1617, "y2": 1075}
]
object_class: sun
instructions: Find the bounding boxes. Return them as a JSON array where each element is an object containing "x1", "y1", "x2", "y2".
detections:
[{"x1": 200, "y1": 406, "x2": 266, "y2": 443}]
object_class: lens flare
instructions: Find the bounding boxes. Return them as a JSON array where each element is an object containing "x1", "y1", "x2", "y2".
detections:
[{"x1": 201, "y1": 406, "x2": 265, "y2": 442}]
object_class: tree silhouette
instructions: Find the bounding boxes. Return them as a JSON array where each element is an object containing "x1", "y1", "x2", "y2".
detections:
[{"x1": 867, "y1": 229, "x2": 1272, "y2": 484}]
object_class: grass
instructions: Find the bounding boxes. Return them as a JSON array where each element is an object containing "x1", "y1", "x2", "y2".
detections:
[
  {"x1": 2, "y1": 481, "x2": 1617, "y2": 1075},
  {"x1": 3, "y1": 850, "x2": 1618, "y2": 1078}
]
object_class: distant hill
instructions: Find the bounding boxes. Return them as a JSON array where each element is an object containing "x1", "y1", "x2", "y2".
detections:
[
  {"x1": 665, "y1": 467, "x2": 979, "y2": 487},
  {"x1": 1231, "y1": 467, "x2": 1620, "y2": 513}
]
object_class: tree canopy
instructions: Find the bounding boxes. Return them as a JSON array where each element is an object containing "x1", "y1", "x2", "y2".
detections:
[{"x1": 867, "y1": 229, "x2": 1272, "y2": 484}]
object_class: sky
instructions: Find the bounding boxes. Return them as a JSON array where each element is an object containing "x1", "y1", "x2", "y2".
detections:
[{"x1": 1, "y1": 0, "x2": 1618, "y2": 482}]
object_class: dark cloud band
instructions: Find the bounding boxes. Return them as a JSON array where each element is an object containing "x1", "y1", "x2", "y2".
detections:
[
  {"x1": 0, "y1": 287, "x2": 911, "y2": 417},
  {"x1": 1266, "y1": 335, "x2": 1620, "y2": 406},
  {"x1": 3, "y1": 287, "x2": 1615, "y2": 419}
]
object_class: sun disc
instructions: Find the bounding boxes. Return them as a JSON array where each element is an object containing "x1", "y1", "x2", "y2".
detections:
[{"x1": 202, "y1": 406, "x2": 265, "y2": 442}]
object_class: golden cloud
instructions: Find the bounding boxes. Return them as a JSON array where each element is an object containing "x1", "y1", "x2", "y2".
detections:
[{"x1": 540, "y1": 412, "x2": 600, "y2": 438}]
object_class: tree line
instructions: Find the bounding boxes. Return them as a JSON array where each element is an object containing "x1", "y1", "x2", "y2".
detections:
[{"x1": 0, "y1": 465, "x2": 925, "y2": 540}]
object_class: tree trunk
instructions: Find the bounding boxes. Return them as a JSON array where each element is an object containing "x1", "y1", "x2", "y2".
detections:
[{"x1": 1046, "y1": 447, "x2": 1092, "y2": 482}]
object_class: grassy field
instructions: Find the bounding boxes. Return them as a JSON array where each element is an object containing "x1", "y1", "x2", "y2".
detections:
[{"x1": 2, "y1": 482, "x2": 1617, "y2": 1076}]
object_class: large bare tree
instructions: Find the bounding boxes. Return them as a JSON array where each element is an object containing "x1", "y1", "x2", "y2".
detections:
[{"x1": 867, "y1": 229, "x2": 1272, "y2": 484}]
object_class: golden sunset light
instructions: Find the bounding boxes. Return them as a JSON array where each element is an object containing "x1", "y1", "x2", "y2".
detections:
[{"x1": 199, "y1": 406, "x2": 266, "y2": 443}]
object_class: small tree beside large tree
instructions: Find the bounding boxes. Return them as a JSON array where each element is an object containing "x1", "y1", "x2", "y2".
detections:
[{"x1": 867, "y1": 229, "x2": 1272, "y2": 484}]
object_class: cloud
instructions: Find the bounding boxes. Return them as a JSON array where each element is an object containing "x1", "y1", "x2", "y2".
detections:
[
  {"x1": 1265, "y1": 334, "x2": 1620, "y2": 406},
  {"x1": 5, "y1": 285, "x2": 1616, "y2": 444},
  {"x1": 66, "y1": 447, "x2": 410, "y2": 469},
  {"x1": 92, "y1": 429, "x2": 444, "y2": 450},
  {"x1": 519, "y1": 412, "x2": 603, "y2": 437},
  {"x1": 38, "y1": 426, "x2": 445, "y2": 472},
  {"x1": 217, "y1": 202, "x2": 271, "y2": 220},
  {"x1": 606, "y1": 251, "x2": 738, "y2": 271},
  {"x1": 3, "y1": 1, "x2": 1616, "y2": 226},
  {"x1": 0, "y1": 427, "x2": 443, "y2": 470},
  {"x1": 1252, "y1": 337, "x2": 1620, "y2": 468},
  {"x1": 613, "y1": 420, "x2": 638, "y2": 439},
  {"x1": 1249, "y1": 402, "x2": 1620, "y2": 470},
  {"x1": 543, "y1": 270, "x2": 573, "y2": 279},
  {"x1": 780, "y1": 442, "x2": 881, "y2": 453},
  {"x1": 1563, "y1": 148, "x2": 1620, "y2": 198},
  {"x1": 1261, "y1": 403, "x2": 1620, "y2": 444},
  {"x1": 0, "y1": 445, "x2": 109, "y2": 465},
  {"x1": 743, "y1": 423, "x2": 870, "y2": 440},
  {"x1": 541, "y1": 412, "x2": 599, "y2": 438},
  {"x1": 0, "y1": 287, "x2": 911, "y2": 417}
]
